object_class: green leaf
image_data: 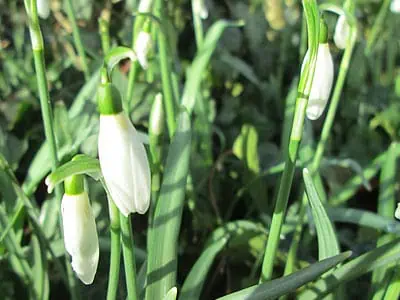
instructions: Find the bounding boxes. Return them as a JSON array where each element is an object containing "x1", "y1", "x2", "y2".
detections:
[
  {"x1": 299, "y1": 238, "x2": 400, "y2": 299},
  {"x1": 233, "y1": 124, "x2": 260, "y2": 174},
  {"x1": 181, "y1": 19, "x2": 244, "y2": 113},
  {"x1": 180, "y1": 237, "x2": 228, "y2": 300},
  {"x1": 146, "y1": 109, "x2": 192, "y2": 300},
  {"x1": 217, "y1": 252, "x2": 351, "y2": 300},
  {"x1": 45, "y1": 154, "x2": 101, "y2": 193},
  {"x1": 303, "y1": 168, "x2": 340, "y2": 260}
]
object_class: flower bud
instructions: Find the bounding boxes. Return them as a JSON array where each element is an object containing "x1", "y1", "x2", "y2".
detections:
[
  {"x1": 97, "y1": 76, "x2": 151, "y2": 216},
  {"x1": 149, "y1": 93, "x2": 165, "y2": 137},
  {"x1": 301, "y1": 18, "x2": 334, "y2": 120},
  {"x1": 334, "y1": 15, "x2": 350, "y2": 50},
  {"x1": 395, "y1": 202, "x2": 400, "y2": 220},
  {"x1": 134, "y1": 30, "x2": 153, "y2": 69},
  {"x1": 37, "y1": 0, "x2": 50, "y2": 19},
  {"x1": 193, "y1": 0, "x2": 208, "y2": 19},
  {"x1": 391, "y1": 0, "x2": 400, "y2": 13},
  {"x1": 62, "y1": 174, "x2": 99, "y2": 285}
]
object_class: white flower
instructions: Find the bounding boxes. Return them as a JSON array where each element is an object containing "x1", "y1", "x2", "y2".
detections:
[
  {"x1": 37, "y1": 0, "x2": 50, "y2": 19},
  {"x1": 98, "y1": 112, "x2": 151, "y2": 216},
  {"x1": 193, "y1": 0, "x2": 208, "y2": 19},
  {"x1": 391, "y1": 0, "x2": 400, "y2": 13},
  {"x1": 395, "y1": 203, "x2": 400, "y2": 220},
  {"x1": 134, "y1": 31, "x2": 152, "y2": 69},
  {"x1": 301, "y1": 43, "x2": 334, "y2": 120},
  {"x1": 61, "y1": 191, "x2": 99, "y2": 285},
  {"x1": 334, "y1": 15, "x2": 350, "y2": 50}
]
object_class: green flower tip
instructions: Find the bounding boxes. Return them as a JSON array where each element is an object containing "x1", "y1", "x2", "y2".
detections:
[
  {"x1": 97, "y1": 81, "x2": 123, "y2": 115},
  {"x1": 64, "y1": 174, "x2": 85, "y2": 195},
  {"x1": 319, "y1": 16, "x2": 329, "y2": 44}
]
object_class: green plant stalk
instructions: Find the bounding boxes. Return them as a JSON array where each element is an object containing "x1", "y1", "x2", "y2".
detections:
[
  {"x1": 65, "y1": 0, "x2": 90, "y2": 80},
  {"x1": 120, "y1": 214, "x2": 139, "y2": 300},
  {"x1": 155, "y1": 0, "x2": 177, "y2": 135},
  {"x1": 26, "y1": 2, "x2": 79, "y2": 297},
  {"x1": 284, "y1": 13, "x2": 357, "y2": 276},
  {"x1": 99, "y1": 15, "x2": 111, "y2": 54},
  {"x1": 192, "y1": 0, "x2": 205, "y2": 48},
  {"x1": 259, "y1": 0, "x2": 319, "y2": 282},
  {"x1": 107, "y1": 200, "x2": 121, "y2": 300},
  {"x1": 365, "y1": 0, "x2": 391, "y2": 55}
]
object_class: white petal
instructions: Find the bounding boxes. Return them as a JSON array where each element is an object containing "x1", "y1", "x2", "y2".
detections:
[
  {"x1": 61, "y1": 192, "x2": 99, "y2": 284},
  {"x1": 134, "y1": 31, "x2": 152, "y2": 69},
  {"x1": 98, "y1": 113, "x2": 151, "y2": 216},
  {"x1": 37, "y1": 0, "x2": 50, "y2": 19},
  {"x1": 304, "y1": 44, "x2": 334, "y2": 120},
  {"x1": 395, "y1": 203, "x2": 400, "y2": 220},
  {"x1": 391, "y1": 0, "x2": 400, "y2": 13},
  {"x1": 334, "y1": 15, "x2": 350, "y2": 50}
]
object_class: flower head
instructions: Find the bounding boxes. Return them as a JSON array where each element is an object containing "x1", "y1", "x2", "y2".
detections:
[
  {"x1": 391, "y1": 0, "x2": 400, "y2": 13},
  {"x1": 301, "y1": 18, "x2": 334, "y2": 120},
  {"x1": 97, "y1": 74, "x2": 151, "y2": 216},
  {"x1": 134, "y1": 30, "x2": 153, "y2": 69},
  {"x1": 334, "y1": 15, "x2": 350, "y2": 50},
  {"x1": 62, "y1": 174, "x2": 99, "y2": 285},
  {"x1": 37, "y1": 0, "x2": 50, "y2": 19}
]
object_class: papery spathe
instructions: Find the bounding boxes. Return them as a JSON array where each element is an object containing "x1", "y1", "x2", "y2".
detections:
[
  {"x1": 301, "y1": 43, "x2": 334, "y2": 120},
  {"x1": 62, "y1": 192, "x2": 99, "y2": 285},
  {"x1": 98, "y1": 112, "x2": 151, "y2": 216},
  {"x1": 334, "y1": 15, "x2": 350, "y2": 50}
]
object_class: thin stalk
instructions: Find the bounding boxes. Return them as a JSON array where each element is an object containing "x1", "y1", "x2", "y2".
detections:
[
  {"x1": 25, "y1": 1, "x2": 76, "y2": 298},
  {"x1": 365, "y1": 0, "x2": 391, "y2": 55},
  {"x1": 120, "y1": 214, "x2": 139, "y2": 300},
  {"x1": 284, "y1": 12, "x2": 358, "y2": 276},
  {"x1": 259, "y1": 0, "x2": 319, "y2": 282},
  {"x1": 99, "y1": 8, "x2": 111, "y2": 54},
  {"x1": 65, "y1": 0, "x2": 90, "y2": 80},
  {"x1": 107, "y1": 200, "x2": 121, "y2": 300},
  {"x1": 155, "y1": 0, "x2": 177, "y2": 135}
]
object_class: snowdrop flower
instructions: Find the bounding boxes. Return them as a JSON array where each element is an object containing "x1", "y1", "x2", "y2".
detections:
[
  {"x1": 391, "y1": 0, "x2": 400, "y2": 13},
  {"x1": 301, "y1": 18, "x2": 334, "y2": 120},
  {"x1": 395, "y1": 203, "x2": 400, "y2": 220},
  {"x1": 334, "y1": 15, "x2": 350, "y2": 50},
  {"x1": 193, "y1": 0, "x2": 208, "y2": 19},
  {"x1": 37, "y1": 0, "x2": 50, "y2": 19},
  {"x1": 61, "y1": 174, "x2": 99, "y2": 285},
  {"x1": 134, "y1": 30, "x2": 152, "y2": 69},
  {"x1": 97, "y1": 72, "x2": 151, "y2": 216}
]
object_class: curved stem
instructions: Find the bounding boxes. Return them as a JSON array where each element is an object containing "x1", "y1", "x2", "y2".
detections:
[
  {"x1": 107, "y1": 200, "x2": 121, "y2": 300},
  {"x1": 65, "y1": 0, "x2": 90, "y2": 80},
  {"x1": 120, "y1": 214, "x2": 139, "y2": 300}
]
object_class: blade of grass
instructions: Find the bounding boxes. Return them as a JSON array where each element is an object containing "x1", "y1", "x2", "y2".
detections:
[
  {"x1": 218, "y1": 252, "x2": 351, "y2": 300},
  {"x1": 303, "y1": 169, "x2": 339, "y2": 260},
  {"x1": 145, "y1": 109, "x2": 192, "y2": 300}
]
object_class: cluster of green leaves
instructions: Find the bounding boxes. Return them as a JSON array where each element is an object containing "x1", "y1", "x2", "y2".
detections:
[{"x1": 0, "y1": 0, "x2": 400, "y2": 299}]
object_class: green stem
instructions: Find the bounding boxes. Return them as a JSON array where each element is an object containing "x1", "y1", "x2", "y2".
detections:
[
  {"x1": 65, "y1": 0, "x2": 90, "y2": 80},
  {"x1": 99, "y1": 10, "x2": 111, "y2": 54},
  {"x1": 259, "y1": 0, "x2": 319, "y2": 282},
  {"x1": 365, "y1": 0, "x2": 391, "y2": 55},
  {"x1": 120, "y1": 214, "x2": 139, "y2": 300},
  {"x1": 26, "y1": 2, "x2": 77, "y2": 298},
  {"x1": 107, "y1": 200, "x2": 121, "y2": 300},
  {"x1": 155, "y1": 0, "x2": 177, "y2": 135},
  {"x1": 284, "y1": 11, "x2": 358, "y2": 276}
]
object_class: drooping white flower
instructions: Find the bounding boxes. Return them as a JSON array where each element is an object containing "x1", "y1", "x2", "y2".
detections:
[
  {"x1": 301, "y1": 43, "x2": 334, "y2": 120},
  {"x1": 193, "y1": 0, "x2": 208, "y2": 19},
  {"x1": 334, "y1": 15, "x2": 350, "y2": 50},
  {"x1": 134, "y1": 31, "x2": 152, "y2": 69},
  {"x1": 395, "y1": 203, "x2": 400, "y2": 220},
  {"x1": 37, "y1": 0, "x2": 50, "y2": 19},
  {"x1": 391, "y1": 0, "x2": 400, "y2": 13},
  {"x1": 61, "y1": 189, "x2": 99, "y2": 285},
  {"x1": 98, "y1": 112, "x2": 151, "y2": 216}
]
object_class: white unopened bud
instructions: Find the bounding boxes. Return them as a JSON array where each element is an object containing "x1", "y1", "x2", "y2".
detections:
[
  {"x1": 391, "y1": 0, "x2": 400, "y2": 13},
  {"x1": 98, "y1": 112, "x2": 151, "y2": 216},
  {"x1": 37, "y1": 0, "x2": 50, "y2": 19},
  {"x1": 395, "y1": 203, "x2": 400, "y2": 220},
  {"x1": 193, "y1": 0, "x2": 208, "y2": 19},
  {"x1": 334, "y1": 15, "x2": 350, "y2": 50},
  {"x1": 134, "y1": 31, "x2": 152, "y2": 69},
  {"x1": 62, "y1": 191, "x2": 99, "y2": 284},
  {"x1": 301, "y1": 43, "x2": 334, "y2": 120}
]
